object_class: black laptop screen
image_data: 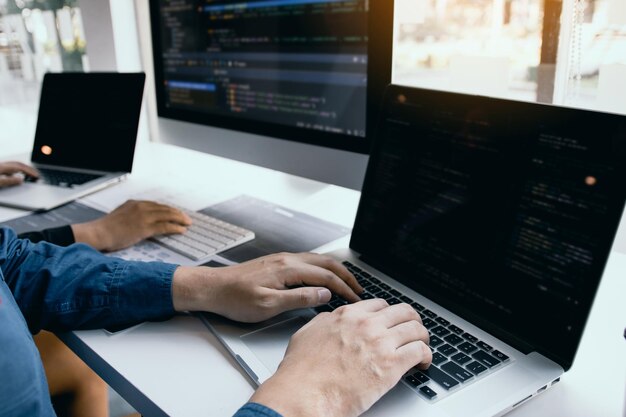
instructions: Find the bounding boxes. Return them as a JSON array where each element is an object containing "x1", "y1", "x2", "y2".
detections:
[
  {"x1": 351, "y1": 86, "x2": 626, "y2": 368},
  {"x1": 31, "y1": 73, "x2": 145, "y2": 173}
]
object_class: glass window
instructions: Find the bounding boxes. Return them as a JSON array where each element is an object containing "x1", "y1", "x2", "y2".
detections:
[
  {"x1": 393, "y1": 0, "x2": 626, "y2": 115},
  {"x1": 0, "y1": 0, "x2": 88, "y2": 108}
]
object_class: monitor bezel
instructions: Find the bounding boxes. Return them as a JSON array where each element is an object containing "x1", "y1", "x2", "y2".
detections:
[{"x1": 149, "y1": 0, "x2": 393, "y2": 155}]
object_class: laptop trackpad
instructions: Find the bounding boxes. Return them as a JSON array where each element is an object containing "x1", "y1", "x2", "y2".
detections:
[{"x1": 240, "y1": 316, "x2": 308, "y2": 374}]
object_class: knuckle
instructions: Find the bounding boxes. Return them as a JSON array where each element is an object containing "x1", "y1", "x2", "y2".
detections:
[{"x1": 298, "y1": 288, "x2": 314, "y2": 305}]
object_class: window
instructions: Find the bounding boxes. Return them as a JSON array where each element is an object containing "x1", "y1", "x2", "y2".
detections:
[
  {"x1": 0, "y1": 0, "x2": 88, "y2": 108},
  {"x1": 393, "y1": 0, "x2": 626, "y2": 115}
]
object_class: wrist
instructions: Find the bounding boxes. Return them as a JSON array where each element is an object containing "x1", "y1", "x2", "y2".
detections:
[
  {"x1": 71, "y1": 221, "x2": 109, "y2": 251},
  {"x1": 172, "y1": 266, "x2": 219, "y2": 312},
  {"x1": 250, "y1": 368, "x2": 347, "y2": 417}
]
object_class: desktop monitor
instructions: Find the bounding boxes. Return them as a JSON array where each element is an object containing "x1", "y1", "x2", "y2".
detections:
[{"x1": 149, "y1": 0, "x2": 393, "y2": 189}]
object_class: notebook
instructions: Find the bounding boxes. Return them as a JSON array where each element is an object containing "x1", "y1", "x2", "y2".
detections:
[
  {"x1": 0, "y1": 72, "x2": 145, "y2": 212},
  {"x1": 201, "y1": 85, "x2": 626, "y2": 417}
]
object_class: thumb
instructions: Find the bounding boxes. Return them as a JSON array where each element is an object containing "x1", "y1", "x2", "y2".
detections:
[{"x1": 275, "y1": 287, "x2": 332, "y2": 311}]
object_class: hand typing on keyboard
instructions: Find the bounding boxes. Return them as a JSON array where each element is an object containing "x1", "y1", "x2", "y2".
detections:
[
  {"x1": 72, "y1": 200, "x2": 193, "y2": 252},
  {"x1": 173, "y1": 252, "x2": 364, "y2": 323},
  {"x1": 0, "y1": 161, "x2": 40, "y2": 188}
]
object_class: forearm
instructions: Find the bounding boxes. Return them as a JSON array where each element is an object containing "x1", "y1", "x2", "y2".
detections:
[
  {"x1": 172, "y1": 266, "x2": 217, "y2": 312},
  {"x1": 2, "y1": 227, "x2": 177, "y2": 333},
  {"x1": 71, "y1": 222, "x2": 108, "y2": 251}
]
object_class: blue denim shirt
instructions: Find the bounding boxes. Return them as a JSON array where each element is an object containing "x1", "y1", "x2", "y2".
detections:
[{"x1": 0, "y1": 227, "x2": 282, "y2": 417}]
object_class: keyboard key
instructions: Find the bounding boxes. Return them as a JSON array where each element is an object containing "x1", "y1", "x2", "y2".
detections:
[
  {"x1": 429, "y1": 335, "x2": 444, "y2": 348},
  {"x1": 389, "y1": 289, "x2": 402, "y2": 297},
  {"x1": 400, "y1": 295, "x2": 413, "y2": 303},
  {"x1": 438, "y1": 343, "x2": 458, "y2": 357},
  {"x1": 471, "y1": 350, "x2": 501, "y2": 368},
  {"x1": 419, "y1": 385, "x2": 438, "y2": 399},
  {"x1": 443, "y1": 334, "x2": 464, "y2": 346},
  {"x1": 379, "y1": 283, "x2": 391, "y2": 291},
  {"x1": 377, "y1": 291, "x2": 391, "y2": 300},
  {"x1": 466, "y1": 361, "x2": 488, "y2": 375},
  {"x1": 422, "y1": 318, "x2": 437, "y2": 329},
  {"x1": 462, "y1": 333, "x2": 479, "y2": 343},
  {"x1": 458, "y1": 341, "x2": 478, "y2": 354},
  {"x1": 413, "y1": 372, "x2": 430, "y2": 384},
  {"x1": 411, "y1": 302, "x2": 425, "y2": 311},
  {"x1": 435, "y1": 317, "x2": 450, "y2": 326},
  {"x1": 441, "y1": 362, "x2": 474, "y2": 383},
  {"x1": 329, "y1": 299, "x2": 347, "y2": 309},
  {"x1": 431, "y1": 326, "x2": 451, "y2": 337},
  {"x1": 314, "y1": 305, "x2": 333, "y2": 313},
  {"x1": 448, "y1": 324, "x2": 464, "y2": 335},
  {"x1": 361, "y1": 293, "x2": 375, "y2": 300},
  {"x1": 477, "y1": 341, "x2": 493, "y2": 352},
  {"x1": 404, "y1": 375, "x2": 422, "y2": 388},
  {"x1": 422, "y1": 366, "x2": 460, "y2": 390},
  {"x1": 363, "y1": 284, "x2": 379, "y2": 293},
  {"x1": 423, "y1": 309, "x2": 438, "y2": 319},
  {"x1": 491, "y1": 350, "x2": 510, "y2": 362},
  {"x1": 432, "y1": 352, "x2": 447, "y2": 365},
  {"x1": 451, "y1": 352, "x2": 472, "y2": 365},
  {"x1": 387, "y1": 298, "x2": 402, "y2": 305}
]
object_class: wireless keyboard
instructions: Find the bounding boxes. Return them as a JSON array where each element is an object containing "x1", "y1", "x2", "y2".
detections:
[{"x1": 151, "y1": 206, "x2": 255, "y2": 261}]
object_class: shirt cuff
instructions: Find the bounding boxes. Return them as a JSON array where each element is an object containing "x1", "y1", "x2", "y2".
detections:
[
  {"x1": 110, "y1": 260, "x2": 178, "y2": 325},
  {"x1": 233, "y1": 402, "x2": 284, "y2": 417},
  {"x1": 18, "y1": 225, "x2": 75, "y2": 246}
]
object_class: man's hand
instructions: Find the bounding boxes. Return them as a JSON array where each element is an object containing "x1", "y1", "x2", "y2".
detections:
[
  {"x1": 71, "y1": 200, "x2": 192, "y2": 252},
  {"x1": 172, "y1": 253, "x2": 363, "y2": 322},
  {"x1": 0, "y1": 161, "x2": 39, "y2": 188},
  {"x1": 251, "y1": 300, "x2": 432, "y2": 417}
]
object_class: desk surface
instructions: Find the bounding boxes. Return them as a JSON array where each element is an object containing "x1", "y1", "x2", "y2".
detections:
[{"x1": 3, "y1": 142, "x2": 626, "y2": 417}]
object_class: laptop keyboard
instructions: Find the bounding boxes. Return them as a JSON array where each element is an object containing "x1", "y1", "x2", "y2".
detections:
[
  {"x1": 151, "y1": 205, "x2": 255, "y2": 261},
  {"x1": 314, "y1": 261, "x2": 512, "y2": 402},
  {"x1": 26, "y1": 168, "x2": 101, "y2": 188}
]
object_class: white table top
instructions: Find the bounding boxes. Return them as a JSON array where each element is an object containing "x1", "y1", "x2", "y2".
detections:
[{"x1": 3, "y1": 142, "x2": 625, "y2": 417}]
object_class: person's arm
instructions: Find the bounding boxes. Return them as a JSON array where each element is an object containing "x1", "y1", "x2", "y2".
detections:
[
  {"x1": 1, "y1": 227, "x2": 362, "y2": 331},
  {"x1": 1, "y1": 227, "x2": 177, "y2": 333}
]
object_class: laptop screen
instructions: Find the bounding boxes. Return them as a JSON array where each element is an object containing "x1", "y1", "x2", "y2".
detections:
[
  {"x1": 32, "y1": 73, "x2": 146, "y2": 173},
  {"x1": 351, "y1": 86, "x2": 626, "y2": 368}
]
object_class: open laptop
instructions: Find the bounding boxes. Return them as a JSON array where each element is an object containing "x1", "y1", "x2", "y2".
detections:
[
  {"x1": 0, "y1": 72, "x2": 145, "y2": 212},
  {"x1": 201, "y1": 85, "x2": 626, "y2": 416}
]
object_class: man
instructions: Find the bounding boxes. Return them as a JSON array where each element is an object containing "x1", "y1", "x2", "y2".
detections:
[{"x1": 0, "y1": 162, "x2": 432, "y2": 417}]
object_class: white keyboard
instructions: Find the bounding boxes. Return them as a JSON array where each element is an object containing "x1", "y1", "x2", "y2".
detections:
[{"x1": 151, "y1": 206, "x2": 255, "y2": 261}]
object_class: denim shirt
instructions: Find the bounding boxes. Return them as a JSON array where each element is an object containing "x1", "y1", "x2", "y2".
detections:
[{"x1": 0, "y1": 227, "x2": 282, "y2": 417}]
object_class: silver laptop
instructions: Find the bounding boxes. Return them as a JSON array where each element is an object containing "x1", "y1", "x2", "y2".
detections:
[
  {"x1": 0, "y1": 72, "x2": 145, "y2": 212},
  {"x1": 200, "y1": 85, "x2": 626, "y2": 416}
]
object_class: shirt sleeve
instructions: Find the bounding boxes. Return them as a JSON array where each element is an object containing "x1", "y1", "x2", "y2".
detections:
[
  {"x1": 0, "y1": 227, "x2": 177, "y2": 334},
  {"x1": 233, "y1": 403, "x2": 284, "y2": 417},
  {"x1": 18, "y1": 225, "x2": 76, "y2": 246}
]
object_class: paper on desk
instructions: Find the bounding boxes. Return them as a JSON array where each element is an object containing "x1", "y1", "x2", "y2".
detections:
[
  {"x1": 292, "y1": 185, "x2": 361, "y2": 228},
  {"x1": 80, "y1": 173, "x2": 237, "y2": 213}
]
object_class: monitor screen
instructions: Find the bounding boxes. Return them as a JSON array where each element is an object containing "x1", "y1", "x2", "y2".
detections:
[{"x1": 149, "y1": 0, "x2": 392, "y2": 154}]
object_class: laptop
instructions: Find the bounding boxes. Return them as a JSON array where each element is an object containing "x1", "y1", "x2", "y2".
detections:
[
  {"x1": 200, "y1": 85, "x2": 626, "y2": 416},
  {"x1": 0, "y1": 72, "x2": 146, "y2": 212}
]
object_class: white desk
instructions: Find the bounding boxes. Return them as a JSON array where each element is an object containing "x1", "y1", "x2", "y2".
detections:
[{"x1": 2, "y1": 142, "x2": 625, "y2": 417}]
